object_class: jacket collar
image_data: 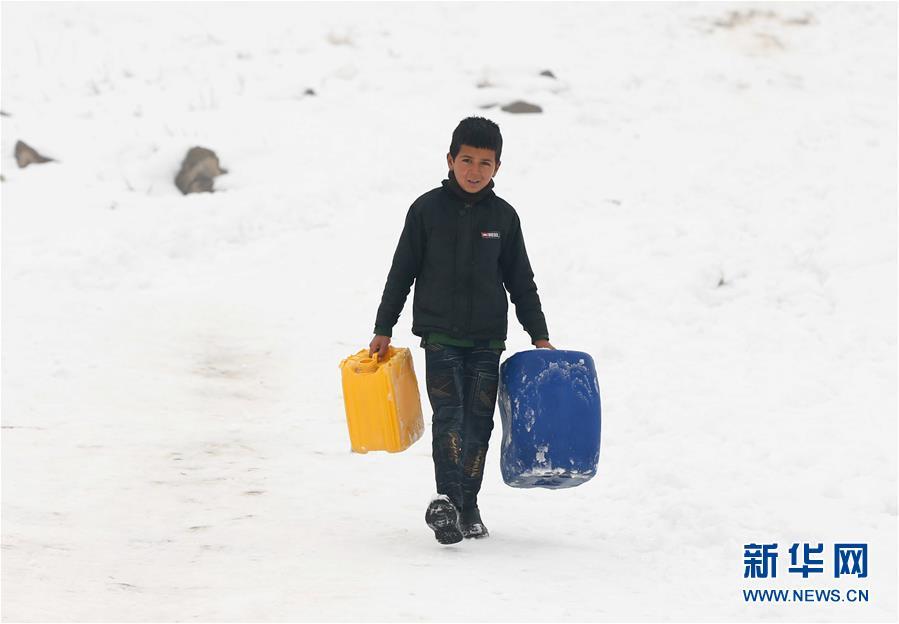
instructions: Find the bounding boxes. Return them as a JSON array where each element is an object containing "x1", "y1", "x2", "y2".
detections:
[{"x1": 442, "y1": 170, "x2": 495, "y2": 205}]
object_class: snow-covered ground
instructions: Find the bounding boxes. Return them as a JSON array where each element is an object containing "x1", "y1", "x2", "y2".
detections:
[{"x1": 1, "y1": 2, "x2": 895, "y2": 621}]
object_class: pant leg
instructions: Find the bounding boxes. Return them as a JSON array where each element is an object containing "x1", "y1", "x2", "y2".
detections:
[
  {"x1": 460, "y1": 347, "x2": 502, "y2": 510},
  {"x1": 423, "y1": 342, "x2": 466, "y2": 509}
]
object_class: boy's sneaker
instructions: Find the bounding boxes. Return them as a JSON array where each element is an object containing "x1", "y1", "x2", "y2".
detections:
[
  {"x1": 425, "y1": 495, "x2": 463, "y2": 545},
  {"x1": 460, "y1": 506, "x2": 489, "y2": 539}
]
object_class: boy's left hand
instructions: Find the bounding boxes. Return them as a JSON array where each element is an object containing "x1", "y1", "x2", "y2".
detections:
[{"x1": 534, "y1": 339, "x2": 555, "y2": 349}]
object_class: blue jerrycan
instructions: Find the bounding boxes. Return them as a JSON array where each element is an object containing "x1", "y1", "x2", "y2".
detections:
[{"x1": 498, "y1": 349, "x2": 601, "y2": 488}]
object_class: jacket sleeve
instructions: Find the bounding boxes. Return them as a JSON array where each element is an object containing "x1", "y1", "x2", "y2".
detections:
[
  {"x1": 500, "y1": 212, "x2": 549, "y2": 343},
  {"x1": 373, "y1": 204, "x2": 424, "y2": 337}
]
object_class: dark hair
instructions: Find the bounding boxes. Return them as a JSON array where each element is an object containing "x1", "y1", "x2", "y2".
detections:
[{"x1": 449, "y1": 116, "x2": 502, "y2": 163}]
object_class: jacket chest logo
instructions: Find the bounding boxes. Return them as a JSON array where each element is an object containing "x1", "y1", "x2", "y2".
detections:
[{"x1": 481, "y1": 231, "x2": 500, "y2": 239}]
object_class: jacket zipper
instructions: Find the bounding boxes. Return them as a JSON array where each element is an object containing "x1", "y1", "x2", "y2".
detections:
[{"x1": 465, "y1": 202, "x2": 474, "y2": 336}]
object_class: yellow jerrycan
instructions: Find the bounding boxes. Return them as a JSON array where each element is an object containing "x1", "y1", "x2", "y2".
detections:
[{"x1": 339, "y1": 346, "x2": 424, "y2": 453}]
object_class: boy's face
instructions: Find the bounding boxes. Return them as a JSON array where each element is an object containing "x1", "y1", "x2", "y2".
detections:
[{"x1": 446, "y1": 145, "x2": 500, "y2": 194}]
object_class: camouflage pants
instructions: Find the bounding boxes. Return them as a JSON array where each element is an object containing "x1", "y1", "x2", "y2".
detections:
[{"x1": 423, "y1": 342, "x2": 502, "y2": 511}]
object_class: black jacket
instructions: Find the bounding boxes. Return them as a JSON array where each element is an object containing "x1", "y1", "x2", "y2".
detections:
[{"x1": 374, "y1": 174, "x2": 549, "y2": 342}]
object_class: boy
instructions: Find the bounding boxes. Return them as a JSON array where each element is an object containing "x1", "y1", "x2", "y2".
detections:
[{"x1": 369, "y1": 116, "x2": 554, "y2": 545}]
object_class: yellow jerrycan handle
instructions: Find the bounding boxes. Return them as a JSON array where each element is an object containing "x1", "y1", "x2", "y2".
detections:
[
  {"x1": 356, "y1": 358, "x2": 378, "y2": 373},
  {"x1": 355, "y1": 349, "x2": 386, "y2": 373}
]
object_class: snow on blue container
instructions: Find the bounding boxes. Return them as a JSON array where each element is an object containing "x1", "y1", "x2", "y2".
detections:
[{"x1": 498, "y1": 349, "x2": 601, "y2": 488}]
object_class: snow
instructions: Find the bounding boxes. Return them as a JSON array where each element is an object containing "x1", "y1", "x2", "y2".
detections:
[
  {"x1": 1, "y1": 2, "x2": 896, "y2": 621},
  {"x1": 535, "y1": 444, "x2": 549, "y2": 465}
]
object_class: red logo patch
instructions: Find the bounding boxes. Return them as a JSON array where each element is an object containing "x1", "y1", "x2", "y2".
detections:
[{"x1": 481, "y1": 231, "x2": 500, "y2": 239}]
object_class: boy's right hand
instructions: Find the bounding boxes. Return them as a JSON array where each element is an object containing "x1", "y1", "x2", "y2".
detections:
[{"x1": 369, "y1": 335, "x2": 391, "y2": 361}]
